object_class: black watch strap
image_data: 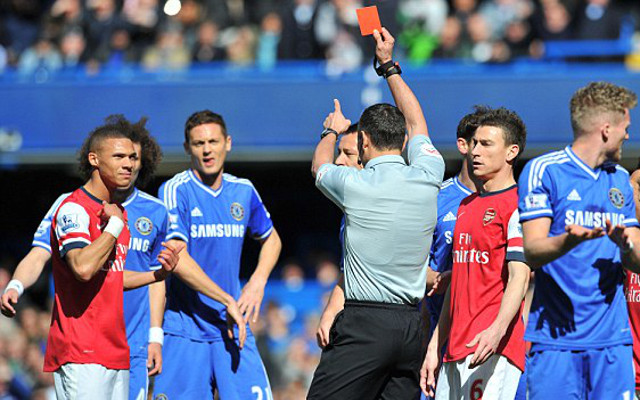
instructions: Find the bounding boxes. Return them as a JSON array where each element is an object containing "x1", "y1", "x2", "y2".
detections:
[
  {"x1": 373, "y1": 56, "x2": 402, "y2": 78},
  {"x1": 321, "y1": 127, "x2": 338, "y2": 139}
]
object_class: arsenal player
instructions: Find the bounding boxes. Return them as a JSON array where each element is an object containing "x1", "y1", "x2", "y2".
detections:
[
  {"x1": 420, "y1": 108, "x2": 530, "y2": 399},
  {"x1": 44, "y1": 120, "x2": 183, "y2": 400}
]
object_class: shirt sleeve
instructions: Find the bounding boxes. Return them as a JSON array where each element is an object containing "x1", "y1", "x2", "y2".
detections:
[
  {"x1": 247, "y1": 185, "x2": 274, "y2": 240},
  {"x1": 148, "y1": 210, "x2": 169, "y2": 271},
  {"x1": 159, "y1": 182, "x2": 190, "y2": 243},
  {"x1": 407, "y1": 135, "x2": 445, "y2": 185},
  {"x1": 32, "y1": 193, "x2": 71, "y2": 253},
  {"x1": 518, "y1": 158, "x2": 554, "y2": 222},
  {"x1": 55, "y1": 202, "x2": 91, "y2": 258},
  {"x1": 506, "y1": 209, "x2": 526, "y2": 262},
  {"x1": 315, "y1": 164, "x2": 356, "y2": 210}
]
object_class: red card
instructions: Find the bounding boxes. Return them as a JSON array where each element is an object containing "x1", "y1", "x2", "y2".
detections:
[{"x1": 356, "y1": 6, "x2": 382, "y2": 36}]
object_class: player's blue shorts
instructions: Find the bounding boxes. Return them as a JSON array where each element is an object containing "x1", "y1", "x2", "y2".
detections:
[
  {"x1": 129, "y1": 355, "x2": 148, "y2": 400},
  {"x1": 513, "y1": 355, "x2": 527, "y2": 400},
  {"x1": 527, "y1": 344, "x2": 634, "y2": 399},
  {"x1": 153, "y1": 333, "x2": 271, "y2": 400}
]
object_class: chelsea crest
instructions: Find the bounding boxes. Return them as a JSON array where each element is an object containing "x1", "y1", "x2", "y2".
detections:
[
  {"x1": 230, "y1": 202, "x2": 245, "y2": 221},
  {"x1": 135, "y1": 217, "x2": 153, "y2": 235}
]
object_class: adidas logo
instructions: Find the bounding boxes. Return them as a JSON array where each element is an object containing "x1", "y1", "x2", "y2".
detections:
[
  {"x1": 567, "y1": 189, "x2": 582, "y2": 201},
  {"x1": 443, "y1": 211, "x2": 457, "y2": 222},
  {"x1": 191, "y1": 207, "x2": 203, "y2": 217}
]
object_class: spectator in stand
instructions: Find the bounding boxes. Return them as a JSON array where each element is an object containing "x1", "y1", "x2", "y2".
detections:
[
  {"x1": 226, "y1": 25, "x2": 257, "y2": 65},
  {"x1": 192, "y1": 20, "x2": 226, "y2": 63},
  {"x1": 44, "y1": 0, "x2": 85, "y2": 44},
  {"x1": 257, "y1": 12, "x2": 282, "y2": 69},
  {"x1": 59, "y1": 28, "x2": 86, "y2": 68},
  {"x1": 121, "y1": 0, "x2": 161, "y2": 60},
  {"x1": 84, "y1": 0, "x2": 123, "y2": 62},
  {"x1": 574, "y1": 0, "x2": 626, "y2": 40},
  {"x1": 279, "y1": 0, "x2": 322, "y2": 59},
  {"x1": 17, "y1": 34, "x2": 62, "y2": 77},
  {"x1": 142, "y1": 26, "x2": 190, "y2": 70}
]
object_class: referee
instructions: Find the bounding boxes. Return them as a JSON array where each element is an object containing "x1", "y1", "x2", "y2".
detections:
[{"x1": 307, "y1": 27, "x2": 445, "y2": 400}]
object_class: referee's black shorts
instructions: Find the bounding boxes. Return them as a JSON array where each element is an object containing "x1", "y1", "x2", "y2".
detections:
[{"x1": 307, "y1": 300, "x2": 425, "y2": 400}]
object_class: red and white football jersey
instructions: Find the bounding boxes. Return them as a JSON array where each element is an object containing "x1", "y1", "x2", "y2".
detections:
[
  {"x1": 44, "y1": 187, "x2": 130, "y2": 372},
  {"x1": 444, "y1": 185, "x2": 526, "y2": 371},
  {"x1": 625, "y1": 271, "x2": 640, "y2": 389}
]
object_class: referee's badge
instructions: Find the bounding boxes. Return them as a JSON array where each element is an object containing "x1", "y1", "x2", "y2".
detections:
[
  {"x1": 483, "y1": 208, "x2": 496, "y2": 225},
  {"x1": 230, "y1": 202, "x2": 245, "y2": 221},
  {"x1": 135, "y1": 217, "x2": 153, "y2": 235},
  {"x1": 609, "y1": 188, "x2": 625, "y2": 209}
]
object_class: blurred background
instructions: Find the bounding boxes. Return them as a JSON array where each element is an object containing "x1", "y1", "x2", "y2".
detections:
[{"x1": 1, "y1": 0, "x2": 640, "y2": 398}]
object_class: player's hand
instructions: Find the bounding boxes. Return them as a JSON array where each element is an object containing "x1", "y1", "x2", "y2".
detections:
[
  {"x1": 605, "y1": 219, "x2": 631, "y2": 252},
  {"x1": 372, "y1": 27, "x2": 395, "y2": 64},
  {"x1": 226, "y1": 299, "x2": 247, "y2": 349},
  {"x1": 466, "y1": 324, "x2": 504, "y2": 368},
  {"x1": 420, "y1": 347, "x2": 441, "y2": 397},
  {"x1": 0, "y1": 290, "x2": 19, "y2": 318},
  {"x1": 238, "y1": 278, "x2": 265, "y2": 324},
  {"x1": 323, "y1": 99, "x2": 351, "y2": 135},
  {"x1": 427, "y1": 271, "x2": 452, "y2": 297},
  {"x1": 147, "y1": 342, "x2": 162, "y2": 376},
  {"x1": 565, "y1": 224, "x2": 605, "y2": 247},
  {"x1": 316, "y1": 307, "x2": 340, "y2": 349},
  {"x1": 98, "y1": 201, "x2": 124, "y2": 222},
  {"x1": 157, "y1": 241, "x2": 185, "y2": 274}
]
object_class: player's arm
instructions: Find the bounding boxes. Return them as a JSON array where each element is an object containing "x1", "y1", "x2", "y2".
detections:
[
  {"x1": 167, "y1": 238, "x2": 247, "y2": 348},
  {"x1": 147, "y1": 280, "x2": 165, "y2": 376},
  {"x1": 522, "y1": 217, "x2": 604, "y2": 269},
  {"x1": 316, "y1": 273, "x2": 345, "y2": 348},
  {"x1": 122, "y1": 242, "x2": 184, "y2": 290},
  {"x1": 1, "y1": 247, "x2": 51, "y2": 317},
  {"x1": 238, "y1": 228, "x2": 282, "y2": 323},
  {"x1": 420, "y1": 284, "x2": 452, "y2": 397},
  {"x1": 466, "y1": 260, "x2": 530, "y2": 367},
  {"x1": 606, "y1": 222, "x2": 640, "y2": 274},
  {"x1": 311, "y1": 99, "x2": 352, "y2": 178},
  {"x1": 373, "y1": 28, "x2": 428, "y2": 140}
]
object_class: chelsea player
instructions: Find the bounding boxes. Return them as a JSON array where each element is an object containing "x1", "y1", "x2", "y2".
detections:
[
  {"x1": 155, "y1": 110, "x2": 282, "y2": 399},
  {"x1": 519, "y1": 82, "x2": 640, "y2": 399}
]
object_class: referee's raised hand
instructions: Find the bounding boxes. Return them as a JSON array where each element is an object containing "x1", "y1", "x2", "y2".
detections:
[{"x1": 372, "y1": 27, "x2": 394, "y2": 64}]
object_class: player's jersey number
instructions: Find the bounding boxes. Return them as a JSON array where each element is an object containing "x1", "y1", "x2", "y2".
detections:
[{"x1": 252, "y1": 385, "x2": 271, "y2": 400}]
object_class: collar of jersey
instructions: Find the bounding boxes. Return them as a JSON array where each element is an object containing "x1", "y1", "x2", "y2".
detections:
[
  {"x1": 122, "y1": 188, "x2": 139, "y2": 207},
  {"x1": 80, "y1": 187, "x2": 103, "y2": 204},
  {"x1": 365, "y1": 155, "x2": 406, "y2": 169},
  {"x1": 188, "y1": 169, "x2": 224, "y2": 197},
  {"x1": 564, "y1": 146, "x2": 601, "y2": 180},
  {"x1": 453, "y1": 175, "x2": 473, "y2": 196}
]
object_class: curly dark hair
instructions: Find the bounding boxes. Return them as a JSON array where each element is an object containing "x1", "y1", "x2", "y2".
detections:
[{"x1": 77, "y1": 115, "x2": 162, "y2": 188}]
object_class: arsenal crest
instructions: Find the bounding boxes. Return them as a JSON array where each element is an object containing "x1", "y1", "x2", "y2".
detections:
[{"x1": 483, "y1": 208, "x2": 496, "y2": 225}]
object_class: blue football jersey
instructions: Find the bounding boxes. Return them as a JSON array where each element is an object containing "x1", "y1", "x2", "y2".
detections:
[
  {"x1": 425, "y1": 176, "x2": 473, "y2": 329},
  {"x1": 159, "y1": 170, "x2": 273, "y2": 341},
  {"x1": 121, "y1": 189, "x2": 168, "y2": 358},
  {"x1": 32, "y1": 189, "x2": 168, "y2": 358},
  {"x1": 518, "y1": 146, "x2": 639, "y2": 349}
]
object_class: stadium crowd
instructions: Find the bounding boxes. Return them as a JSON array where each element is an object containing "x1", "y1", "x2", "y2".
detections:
[{"x1": 0, "y1": 0, "x2": 639, "y2": 75}]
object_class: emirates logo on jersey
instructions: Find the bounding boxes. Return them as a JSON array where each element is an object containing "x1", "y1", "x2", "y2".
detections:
[{"x1": 483, "y1": 208, "x2": 496, "y2": 225}]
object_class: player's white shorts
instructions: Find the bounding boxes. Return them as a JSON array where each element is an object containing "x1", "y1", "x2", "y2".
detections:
[
  {"x1": 435, "y1": 354, "x2": 521, "y2": 400},
  {"x1": 53, "y1": 363, "x2": 129, "y2": 400}
]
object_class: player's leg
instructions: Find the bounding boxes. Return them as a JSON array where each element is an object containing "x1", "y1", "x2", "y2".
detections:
[
  {"x1": 307, "y1": 304, "x2": 397, "y2": 400},
  {"x1": 128, "y1": 356, "x2": 148, "y2": 400},
  {"x1": 152, "y1": 333, "x2": 214, "y2": 400},
  {"x1": 527, "y1": 349, "x2": 584, "y2": 399},
  {"x1": 434, "y1": 361, "x2": 462, "y2": 400},
  {"x1": 587, "y1": 344, "x2": 634, "y2": 399},
  {"x1": 210, "y1": 334, "x2": 272, "y2": 400},
  {"x1": 54, "y1": 363, "x2": 128, "y2": 400},
  {"x1": 475, "y1": 355, "x2": 521, "y2": 400}
]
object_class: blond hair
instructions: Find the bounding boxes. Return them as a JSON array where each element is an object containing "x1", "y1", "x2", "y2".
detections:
[{"x1": 570, "y1": 82, "x2": 637, "y2": 135}]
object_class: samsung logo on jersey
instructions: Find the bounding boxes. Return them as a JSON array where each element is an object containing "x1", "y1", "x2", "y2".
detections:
[
  {"x1": 129, "y1": 237, "x2": 151, "y2": 252},
  {"x1": 564, "y1": 210, "x2": 626, "y2": 228},
  {"x1": 190, "y1": 224, "x2": 245, "y2": 238}
]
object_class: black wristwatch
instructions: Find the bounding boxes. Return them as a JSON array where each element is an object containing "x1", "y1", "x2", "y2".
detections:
[
  {"x1": 373, "y1": 56, "x2": 402, "y2": 79},
  {"x1": 321, "y1": 127, "x2": 339, "y2": 139}
]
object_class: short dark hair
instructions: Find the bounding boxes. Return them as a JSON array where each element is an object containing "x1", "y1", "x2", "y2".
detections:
[
  {"x1": 357, "y1": 104, "x2": 406, "y2": 151},
  {"x1": 184, "y1": 110, "x2": 227, "y2": 143},
  {"x1": 457, "y1": 105, "x2": 492, "y2": 141},
  {"x1": 77, "y1": 115, "x2": 162, "y2": 188},
  {"x1": 477, "y1": 107, "x2": 527, "y2": 159},
  {"x1": 344, "y1": 122, "x2": 359, "y2": 135}
]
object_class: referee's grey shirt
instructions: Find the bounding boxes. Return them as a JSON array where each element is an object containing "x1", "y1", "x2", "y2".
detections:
[{"x1": 316, "y1": 135, "x2": 445, "y2": 305}]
